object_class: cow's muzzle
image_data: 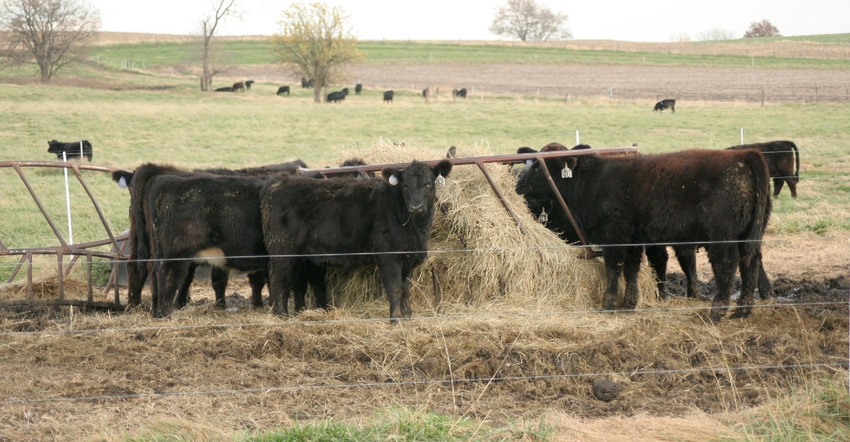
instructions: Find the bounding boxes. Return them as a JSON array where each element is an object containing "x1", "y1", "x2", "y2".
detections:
[{"x1": 408, "y1": 204, "x2": 426, "y2": 214}]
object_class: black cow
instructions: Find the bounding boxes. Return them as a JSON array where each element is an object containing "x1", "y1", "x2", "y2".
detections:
[
  {"x1": 277, "y1": 86, "x2": 290, "y2": 96},
  {"x1": 516, "y1": 148, "x2": 771, "y2": 322},
  {"x1": 214, "y1": 87, "x2": 233, "y2": 92},
  {"x1": 47, "y1": 140, "x2": 92, "y2": 161},
  {"x1": 301, "y1": 78, "x2": 314, "y2": 88},
  {"x1": 383, "y1": 90, "x2": 394, "y2": 103},
  {"x1": 653, "y1": 99, "x2": 676, "y2": 112},
  {"x1": 355, "y1": 83, "x2": 362, "y2": 95},
  {"x1": 145, "y1": 174, "x2": 270, "y2": 317},
  {"x1": 452, "y1": 88, "x2": 467, "y2": 98},
  {"x1": 422, "y1": 87, "x2": 429, "y2": 98},
  {"x1": 232, "y1": 82, "x2": 246, "y2": 92},
  {"x1": 341, "y1": 88, "x2": 349, "y2": 97},
  {"x1": 261, "y1": 160, "x2": 453, "y2": 322},
  {"x1": 111, "y1": 161, "x2": 307, "y2": 312},
  {"x1": 327, "y1": 91, "x2": 346, "y2": 103},
  {"x1": 727, "y1": 140, "x2": 800, "y2": 198},
  {"x1": 245, "y1": 80, "x2": 254, "y2": 90}
]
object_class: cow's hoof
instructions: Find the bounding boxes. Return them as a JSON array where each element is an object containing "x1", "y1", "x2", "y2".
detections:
[{"x1": 730, "y1": 307, "x2": 753, "y2": 318}]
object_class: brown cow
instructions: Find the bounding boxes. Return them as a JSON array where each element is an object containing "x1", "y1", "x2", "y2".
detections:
[{"x1": 516, "y1": 148, "x2": 771, "y2": 322}]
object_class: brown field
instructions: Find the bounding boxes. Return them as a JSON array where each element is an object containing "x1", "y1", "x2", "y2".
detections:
[{"x1": 0, "y1": 37, "x2": 848, "y2": 440}]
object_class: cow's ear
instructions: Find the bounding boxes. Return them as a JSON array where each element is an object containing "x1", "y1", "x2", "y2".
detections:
[
  {"x1": 383, "y1": 168, "x2": 402, "y2": 185},
  {"x1": 112, "y1": 170, "x2": 133, "y2": 189},
  {"x1": 432, "y1": 160, "x2": 453, "y2": 180},
  {"x1": 517, "y1": 147, "x2": 537, "y2": 154}
]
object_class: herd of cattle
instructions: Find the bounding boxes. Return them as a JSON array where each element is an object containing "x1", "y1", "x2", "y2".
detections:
[
  {"x1": 106, "y1": 139, "x2": 798, "y2": 323},
  {"x1": 215, "y1": 78, "x2": 472, "y2": 104}
]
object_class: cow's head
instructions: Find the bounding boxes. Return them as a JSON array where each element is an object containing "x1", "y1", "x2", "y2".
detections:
[
  {"x1": 112, "y1": 170, "x2": 134, "y2": 190},
  {"x1": 515, "y1": 144, "x2": 591, "y2": 199},
  {"x1": 383, "y1": 160, "x2": 452, "y2": 216}
]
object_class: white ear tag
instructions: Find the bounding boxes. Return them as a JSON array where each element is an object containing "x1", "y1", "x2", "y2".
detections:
[
  {"x1": 525, "y1": 159, "x2": 534, "y2": 167},
  {"x1": 389, "y1": 175, "x2": 399, "y2": 185},
  {"x1": 118, "y1": 176, "x2": 128, "y2": 189},
  {"x1": 435, "y1": 174, "x2": 445, "y2": 187},
  {"x1": 561, "y1": 165, "x2": 572, "y2": 179},
  {"x1": 538, "y1": 207, "x2": 548, "y2": 223}
]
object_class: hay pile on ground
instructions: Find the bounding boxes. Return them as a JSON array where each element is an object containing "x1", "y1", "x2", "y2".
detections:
[{"x1": 325, "y1": 141, "x2": 657, "y2": 317}]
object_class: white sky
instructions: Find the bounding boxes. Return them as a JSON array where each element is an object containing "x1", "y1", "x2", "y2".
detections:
[{"x1": 93, "y1": 0, "x2": 849, "y2": 42}]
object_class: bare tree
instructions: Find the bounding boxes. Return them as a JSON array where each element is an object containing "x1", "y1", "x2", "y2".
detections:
[
  {"x1": 697, "y1": 28, "x2": 736, "y2": 41},
  {"x1": 489, "y1": 0, "x2": 571, "y2": 42},
  {"x1": 199, "y1": 0, "x2": 240, "y2": 92},
  {"x1": 744, "y1": 19, "x2": 781, "y2": 38},
  {"x1": 270, "y1": 2, "x2": 361, "y2": 103},
  {"x1": 0, "y1": 0, "x2": 100, "y2": 83}
]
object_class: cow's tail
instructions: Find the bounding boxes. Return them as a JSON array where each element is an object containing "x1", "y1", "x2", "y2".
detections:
[
  {"x1": 787, "y1": 141, "x2": 800, "y2": 181},
  {"x1": 743, "y1": 151, "x2": 772, "y2": 264}
]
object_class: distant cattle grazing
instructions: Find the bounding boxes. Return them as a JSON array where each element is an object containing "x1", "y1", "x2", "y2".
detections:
[
  {"x1": 452, "y1": 88, "x2": 467, "y2": 98},
  {"x1": 245, "y1": 80, "x2": 254, "y2": 89},
  {"x1": 341, "y1": 88, "x2": 349, "y2": 96},
  {"x1": 214, "y1": 86, "x2": 233, "y2": 92},
  {"x1": 327, "y1": 90, "x2": 346, "y2": 103},
  {"x1": 47, "y1": 139, "x2": 92, "y2": 161},
  {"x1": 516, "y1": 147, "x2": 771, "y2": 322},
  {"x1": 422, "y1": 87, "x2": 429, "y2": 98},
  {"x1": 261, "y1": 160, "x2": 453, "y2": 321},
  {"x1": 727, "y1": 140, "x2": 800, "y2": 198},
  {"x1": 355, "y1": 83, "x2": 362, "y2": 95},
  {"x1": 277, "y1": 86, "x2": 290, "y2": 96},
  {"x1": 653, "y1": 99, "x2": 675, "y2": 112},
  {"x1": 383, "y1": 90, "x2": 394, "y2": 103},
  {"x1": 111, "y1": 160, "x2": 307, "y2": 313},
  {"x1": 232, "y1": 82, "x2": 246, "y2": 92},
  {"x1": 301, "y1": 78, "x2": 314, "y2": 88}
]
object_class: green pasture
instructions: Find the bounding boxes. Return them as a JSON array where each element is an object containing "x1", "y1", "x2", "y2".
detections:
[
  {"x1": 0, "y1": 77, "x2": 847, "y2": 263},
  {"x1": 89, "y1": 38, "x2": 850, "y2": 71}
]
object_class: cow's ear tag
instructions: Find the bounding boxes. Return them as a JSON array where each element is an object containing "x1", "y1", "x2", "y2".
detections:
[
  {"x1": 525, "y1": 159, "x2": 534, "y2": 167},
  {"x1": 117, "y1": 176, "x2": 128, "y2": 189},
  {"x1": 538, "y1": 207, "x2": 548, "y2": 223},
  {"x1": 561, "y1": 165, "x2": 572, "y2": 179},
  {"x1": 435, "y1": 174, "x2": 445, "y2": 187},
  {"x1": 389, "y1": 175, "x2": 399, "y2": 186}
]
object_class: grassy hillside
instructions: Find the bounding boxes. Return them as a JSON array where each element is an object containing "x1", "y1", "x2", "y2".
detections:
[{"x1": 88, "y1": 38, "x2": 850, "y2": 71}]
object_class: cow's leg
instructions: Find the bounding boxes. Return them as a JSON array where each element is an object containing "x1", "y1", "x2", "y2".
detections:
[
  {"x1": 400, "y1": 265, "x2": 415, "y2": 318},
  {"x1": 757, "y1": 255, "x2": 772, "y2": 300},
  {"x1": 674, "y1": 246, "x2": 701, "y2": 299},
  {"x1": 707, "y1": 244, "x2": 738, "y2": 322},
  {"x1": 154, "y1": 259, "x2": 190, "y2": 318},
  {"x1": 644, "y1": 245, "x2": 669, "y2": 299},
  {"x1": 291, "y1": 261, "x2": 309, "y2": 313},
  {"x1": 773, "y1": 178, "x2": 785, "y2": 197},
  {"x1": 126, "y1": 259, "x2": 146, "y2": 307},
  {"x1": 268, "y1": 256, "x2": 294, "y2": 316},
  {"x1": 173, "y1": 263, "x2": 197, "y2": 309},
  {"x1": 378, "y1": 260, "x2": 404, "y2": 323},
  {"x1": 210, "y1": 267, "x2": 229, "y2": 309},
  {"x1": 732, "y1": 249, "x2": 760, "y2": 318},
  {"x1": 307, "y1": 263, "x2": 328, "y2": 310},
  {"x1": 788, "y1": 177, "x2": 798, "y2": 198},
  {"x1": 602, "y1": 250, "x2": 625, "y2": 311},
  {"x1": 622, "y1": 247, "x2": 643, "y2": 310},
  {"x1": 247, "y1": 271, "x2": 266, "y2": 308}
]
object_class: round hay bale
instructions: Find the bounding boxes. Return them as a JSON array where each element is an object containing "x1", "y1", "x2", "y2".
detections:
[{"x1": 320, "y1": 140, "x2": 657, "y2": 318}]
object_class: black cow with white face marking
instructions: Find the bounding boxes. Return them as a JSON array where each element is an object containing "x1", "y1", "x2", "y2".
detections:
[
  {"x1": 261, "y1": 160, "x2": 453, "y2": 322},
  {"x1": 653, "y1": 99, "x2": 675, "y2": 112}
]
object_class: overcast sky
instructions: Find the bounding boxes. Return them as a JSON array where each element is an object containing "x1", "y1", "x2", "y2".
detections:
[{"x1": 94, "y1": 0, "x2": 849, "y2": 42}]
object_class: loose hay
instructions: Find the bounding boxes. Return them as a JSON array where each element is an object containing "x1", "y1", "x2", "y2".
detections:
[{"x1": 325, "y1": 140, "x2": 658, "y2": 317}]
